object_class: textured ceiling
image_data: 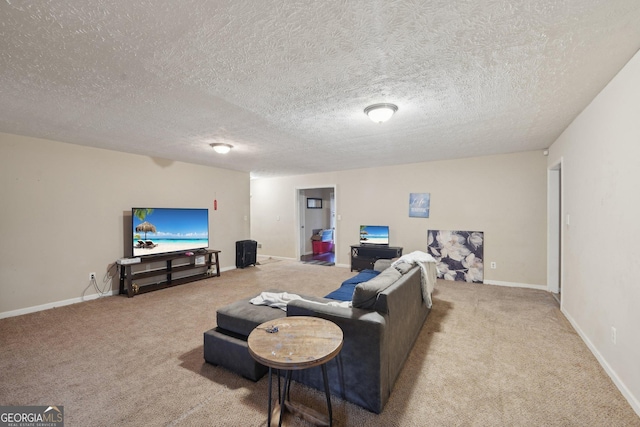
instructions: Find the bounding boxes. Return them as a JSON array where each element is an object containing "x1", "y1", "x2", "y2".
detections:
[{"x1": 1, "y1": 1, "x2": 640, "y2": 178}]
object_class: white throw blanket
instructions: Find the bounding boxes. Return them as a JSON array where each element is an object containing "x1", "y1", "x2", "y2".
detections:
[
  {"x1": 250, "y1": 291, "x2": 351, "y2": 311},
  {"x1": 391, "y1": 251, "x2": 438, "y2": 308}
]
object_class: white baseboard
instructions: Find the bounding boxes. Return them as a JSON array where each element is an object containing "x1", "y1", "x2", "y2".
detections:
[
  {"x1": 257, "y1": 254, "x2": 298, "y2": 261},
  {"x1": 478, "y1": 278, "x2": 639, "y2": 417},
  {"x1": 483, "y1": 279, "x2": 547, "y2": 291},
  {"x1": 562, "y1": 308, "x2": 640, "y2": 418},
  {"x1": 0, "y1": 265, "x2": 245, "y2": 320},
  {"x1": 0, "y1": 289, "x2": 117, "y2": 320}
]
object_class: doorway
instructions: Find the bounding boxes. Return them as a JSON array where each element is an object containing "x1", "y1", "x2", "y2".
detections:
[
  {"x1": 297, "y1": 186, "x2": 336, "y2": 265},
  {"x1": 547, "y1": 160, "x2": 562, "y2": 304}
]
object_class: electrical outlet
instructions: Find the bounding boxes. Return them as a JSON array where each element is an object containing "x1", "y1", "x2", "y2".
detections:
[
  {"x1": 257, "y1": 243, "x2": 262, "y2": 249},
  {"x1": 490, "y1": 262, "x2": 497, "y2": 269},
  {"x1": 89, "y1": 272, "x2": 96, "y2": 281},
  {"x1": 611, "y1": 326, "x2": 617, "y2": 345}
]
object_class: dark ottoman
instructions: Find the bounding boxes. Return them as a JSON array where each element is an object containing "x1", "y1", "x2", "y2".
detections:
[{"x1": 204, "y1": 295, "x2": 286, "y2": 381}]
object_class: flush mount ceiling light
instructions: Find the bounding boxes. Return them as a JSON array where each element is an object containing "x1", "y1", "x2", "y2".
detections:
[
  {"x1": 209, "y1": 143, "x2": 233, "y2": 154},
  {"x1": 364, "y1": 103, "x2": 398, "y2": 123}
]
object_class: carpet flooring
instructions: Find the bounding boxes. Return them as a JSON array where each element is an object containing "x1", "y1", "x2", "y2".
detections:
[{"x1": 0, "y1": 259, "x2": 638, "y2": 426}]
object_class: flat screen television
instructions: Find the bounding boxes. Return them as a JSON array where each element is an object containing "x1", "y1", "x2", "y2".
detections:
[
  {"x1": 131, "y1": 208, "x2": 209, "y2": 257},
  {"x1": 359, "y1": 225, "x2": 389, "y2": 246}
]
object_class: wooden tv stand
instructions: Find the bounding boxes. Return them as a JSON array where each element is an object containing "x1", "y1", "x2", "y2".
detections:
[
  {"x1": 119, "y1": 249, "x2": 220, "y2": 297},
  {"x1": 350, "y1": 245, "x2": 403, "y2": 271}
]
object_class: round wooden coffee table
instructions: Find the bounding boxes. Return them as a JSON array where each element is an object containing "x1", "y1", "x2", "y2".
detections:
[{"x1": 248, "y1": 316, "x2": 343, "y2": 427}]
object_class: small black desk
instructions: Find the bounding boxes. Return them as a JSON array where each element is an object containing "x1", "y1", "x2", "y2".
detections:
[{"x1": 350, "y1": 245, "x2": 403, "y2": 271}]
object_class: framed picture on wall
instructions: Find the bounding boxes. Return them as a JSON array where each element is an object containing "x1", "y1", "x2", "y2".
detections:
[
  {"x1": 409, "y1": 193, "x2": 430, "y2": 218},
  {"x1": 307, "y1": 198, "x2": 322, "y2": 209}
]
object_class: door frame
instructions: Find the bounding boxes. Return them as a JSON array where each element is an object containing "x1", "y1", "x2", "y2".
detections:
[
  {"x1": 547, "y1": 158, "x2": 563, "y2": 299},
  {"x1": 295, "y1": 185, "x2": 337, "y2": 260}
]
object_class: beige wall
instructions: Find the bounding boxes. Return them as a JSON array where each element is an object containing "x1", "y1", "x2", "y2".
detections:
[
  {"x1": 548, "y1": 49, "x2": 640, "y2": 413},
  {"x1": 0, "y1": 133, "x2": 250, "y2": 315},
  {"x1": 251, "y1": 150, "x2": 548, "y2": 286}
]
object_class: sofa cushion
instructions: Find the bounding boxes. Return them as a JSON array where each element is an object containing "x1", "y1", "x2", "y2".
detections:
[
  {"x1": 340, "y1": 269, "x2": 380, "y2": 286},
  {"x1": 394, "y1": 262, "x2": 413, "y2": 274},
  {"x1": 373, "y1": 259, "x2": 393, "y2": 271},
  {"x1": 324, "y1": 284, "x2": 356, "y2": 301},
  {"x1": 324, "y1": 269, "x2": 380, "y2": 301},
  {"x1": 352, "y1": 267, "x2": 401, "y2": 309},
  {"x1": 217, "y1": 296, "x2": 286, "y2": 337}
]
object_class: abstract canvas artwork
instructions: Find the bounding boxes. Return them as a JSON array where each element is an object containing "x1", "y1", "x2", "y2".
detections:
[{"x1": 427, "y1": 230, "x2": 484, "y2": 283}]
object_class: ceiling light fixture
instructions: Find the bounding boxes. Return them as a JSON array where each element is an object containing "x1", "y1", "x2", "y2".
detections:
[
  {"x1": 364, "y1": 103, "x2": 398, "y2": 123},
  {"x1": 209, "y1": 143, "x2": 233, "y2": 154}
]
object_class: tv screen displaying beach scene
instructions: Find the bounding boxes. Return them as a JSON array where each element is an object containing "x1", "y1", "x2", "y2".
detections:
[
  {"x1": 359, "y1": 225, "x2": 389, "y2": 246},
  {"x1": 132, "y1": 208, "x2": 209, "y2": 257}
]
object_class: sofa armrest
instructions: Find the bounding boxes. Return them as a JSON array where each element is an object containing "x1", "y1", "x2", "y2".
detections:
[{"x1": 286, "y1": 299, "x2": 390, "y2": 413}]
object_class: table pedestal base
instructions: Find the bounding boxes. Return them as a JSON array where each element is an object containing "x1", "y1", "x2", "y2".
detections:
[{"x1": 267, "y1": 366, "x2": 333, "y2": 427}]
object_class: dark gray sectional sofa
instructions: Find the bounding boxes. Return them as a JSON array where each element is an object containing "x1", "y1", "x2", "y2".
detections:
[{"x1": 203, "y1": 261, "x2": 431, "y2": 414}]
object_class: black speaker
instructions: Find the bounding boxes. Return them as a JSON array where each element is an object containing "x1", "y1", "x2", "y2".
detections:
[{"x1": 235, "y1": 240, "x2": 257, "y2": 268}]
